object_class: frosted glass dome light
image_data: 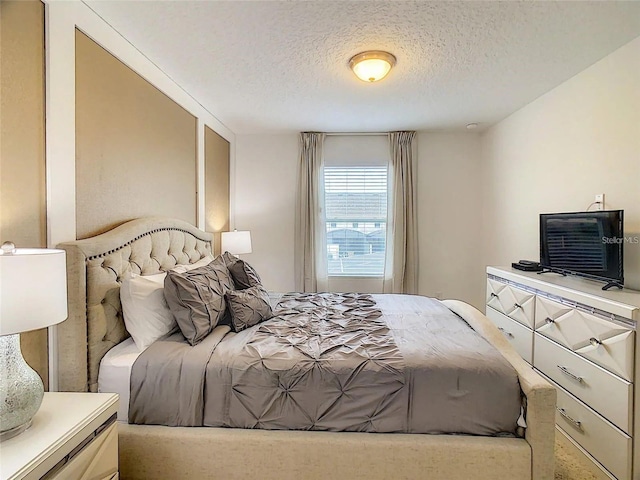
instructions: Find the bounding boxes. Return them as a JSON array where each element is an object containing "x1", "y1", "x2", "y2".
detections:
[{"x1": 349, "y1": 51, "x2": 396, "y2": 83}]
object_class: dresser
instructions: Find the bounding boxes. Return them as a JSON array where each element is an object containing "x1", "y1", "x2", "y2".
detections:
[
  {"x1": 0, "y1": 392, "x2": 119, "y2": 480},
  {"x1": 486, "y1": 266, "x2": 640, "y2": 480}
]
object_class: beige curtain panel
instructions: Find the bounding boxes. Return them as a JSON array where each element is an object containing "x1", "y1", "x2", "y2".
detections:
[
  {"x1": 384, "y1": 131, "x2": 418, "y2": 294},
  {"x1": 295, "y1": 132, "x2": 328, "y2": 292}
]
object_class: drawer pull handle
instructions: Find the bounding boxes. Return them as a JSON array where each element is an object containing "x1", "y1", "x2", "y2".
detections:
[
  {"x1": 557, "y1": 365, "x2": 583, "y2": 383},
  {"x1": 513, "y1": 303, "x2": 522, "y2": 309},
  {"x1": 557, "y1": 408, "x2": 583, "y2": 432},
  {"x1": 490, "y1": 292, "x2": 498, "y2": 298},
  {"x1": 498, "y1": 327, "x2": 514, "y2": 339},
  {"x1": 589, "y1": 337, "x2": 602, "y2": 347},
  {"x1": 545, "y1": 317, "x2": 555, "y2": 324}
]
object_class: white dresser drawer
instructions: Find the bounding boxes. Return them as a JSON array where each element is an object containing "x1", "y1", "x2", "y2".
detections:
[
  {"x1": 535, "y1": 296, "x2": 635, "y2": 381},
  {"x1": 486, "y1": 279, "x2": 535, "y2": 328},
  {"x1": 534, "y1": 333, "x2": 632, "y2": 434},
  {"x1": 550, "y1": 378, "x2": 632, "y2": 480},
  {"x1": 486, "y1": 308, "x2": 533, "y2": 363}
]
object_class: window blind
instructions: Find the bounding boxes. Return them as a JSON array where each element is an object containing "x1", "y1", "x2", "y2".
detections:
[{"x1": 324, "y1": 166, "x2": 388, "y2": 276}]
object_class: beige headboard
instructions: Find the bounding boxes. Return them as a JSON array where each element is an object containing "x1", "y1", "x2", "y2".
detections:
[{"x1": 57, "y1": 217, "x2": 213, "y2": 392}]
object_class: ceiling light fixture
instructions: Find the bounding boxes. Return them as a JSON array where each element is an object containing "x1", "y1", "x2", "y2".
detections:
[{"x1": 349, "y1": 51, "x2": 396, "y2": 83}]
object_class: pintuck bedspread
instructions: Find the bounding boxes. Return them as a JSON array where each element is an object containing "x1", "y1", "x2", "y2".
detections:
[{"x1": 129, "y1": 293, "x2": 522, "y2": 436}]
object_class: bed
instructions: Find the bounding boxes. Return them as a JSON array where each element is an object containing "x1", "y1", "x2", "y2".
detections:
[{"x1": 57, "y1": 217, "x2": 556, "y2": 480}]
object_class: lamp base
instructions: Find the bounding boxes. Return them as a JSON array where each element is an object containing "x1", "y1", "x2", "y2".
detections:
[
  {"x1": 0, "y1": 334, "x2": 44, "y2": 441},
  {"x1": 0, "y1": 419, "x2": 32, "y2": 441}
]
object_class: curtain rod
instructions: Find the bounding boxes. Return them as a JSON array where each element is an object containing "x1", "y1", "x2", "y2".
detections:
[{"x1": 325, "y1": 132, "x2": 388, "y2": 136}]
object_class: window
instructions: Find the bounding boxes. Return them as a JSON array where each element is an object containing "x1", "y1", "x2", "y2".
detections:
[{"x1": 324, "y1": 166, "x2": 388, "y2": 276}]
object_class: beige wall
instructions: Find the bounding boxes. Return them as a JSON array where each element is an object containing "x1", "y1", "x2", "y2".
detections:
[
  {"x1": 482, "y1": 36, "x2": 640, "y2": 291},
  {"x1": 205, "y1": 126, "x2": 230, "y2": 255},
  {"x1": 75, "y1": 30, "x2": 198, "y2": 239},
  {"x1": 0, "y1": 1, "x2": 46, "y2": 246},
  {"x1": 0, "y1": 0, "x2": 48, "y2": 388}
]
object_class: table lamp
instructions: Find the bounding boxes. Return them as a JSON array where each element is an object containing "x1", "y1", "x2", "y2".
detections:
[
  {"x1": 0, "y1": 242, "x2": 67, "y2": 440},
  {"x1": 221, "y1": 230, "x2": 252, "y2": 256}
]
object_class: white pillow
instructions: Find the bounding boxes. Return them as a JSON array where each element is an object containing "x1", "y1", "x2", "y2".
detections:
[
  {"x1": 173, "y1": 255, "x2": 213, "y2": 273},
  {"x1": 120, "y1": 256, "x2": 213, "y2": 351}
]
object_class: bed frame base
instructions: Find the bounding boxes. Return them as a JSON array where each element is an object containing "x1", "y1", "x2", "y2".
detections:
[
  {"x1": 55, "y1": 218, "x2": 556, "y2": 480},
  {"x1": 119, "y1": 423, "x2": 532, "y2": 480}
]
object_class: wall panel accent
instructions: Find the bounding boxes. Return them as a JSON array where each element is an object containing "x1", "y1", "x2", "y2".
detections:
[
  {"x1": 0, "y1": 0, "x2": 48, "y2": 389},
  {"x1": 204, "y1": 126, "x2": 230, "y2": 255},
  {"x1": 75, "y1": 30, "x2": 197, "y2": 239}
]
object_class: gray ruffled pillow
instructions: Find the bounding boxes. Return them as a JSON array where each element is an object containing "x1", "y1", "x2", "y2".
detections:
[
  {"x1": 222, "y1": 252, "x2": 262, "y2": 290},
  {"x1": 225, "y1": 286, "x2": 273, "y2": 332},
  {"x1": 164, "y1": 256, "x2": 235, "y2": 345}
]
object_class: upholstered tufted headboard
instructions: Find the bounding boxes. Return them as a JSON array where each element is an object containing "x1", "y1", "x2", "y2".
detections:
[{"x1": 57, "y1": 217, "x2": 213, "y2": 392}]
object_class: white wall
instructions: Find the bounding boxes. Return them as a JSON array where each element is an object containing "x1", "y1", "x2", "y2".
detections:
[
  {"x1": 234, "y1": 134, "x2": 298, "y2": 292},
  {"x1": 236, "y1": 37, "x2": 640, "y2": 305},
  {"x1": 235, "y1": 132, "x2": 486, "y2": 307},
  {"x1": 482, "y1": 36, "x2": 640, "y2": 291},
  {"x1": 416, "y1": 132, "x2": 484, "y2": 309},
  {"x1": 235, "y1": 133, "x2": 393, "y2": 295}
]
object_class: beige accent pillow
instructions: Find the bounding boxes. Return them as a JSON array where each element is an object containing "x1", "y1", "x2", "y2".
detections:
[
  {"x1": 164, "y1": 256, "x2": 235, "y2": 345},
  {"x1": 225, "y1": 286, "x2": 273, "y2": 332}
]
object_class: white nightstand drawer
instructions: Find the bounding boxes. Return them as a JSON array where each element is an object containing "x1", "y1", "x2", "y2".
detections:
[
  {"x1": 534, "y1": 333, "x2": 632, "y2": 434},
  {"x1": 486, "y1": 308, "x2": 533, "y2": 363},
  {"x1": 551, "y1": 378, "x2": 631, "y2": 480},
  {"x1": 486, "y1": 279, "x2": 535, "y2": 328},
  {"x1": 48, "y1": 423, "x2": 118, "y2": 480},
  {"x1": 535, "y1": 296, "x2": 634, "y2": 381},
  {"x1": 0, "y1": 393, "x2": 118, "y2": 480}
]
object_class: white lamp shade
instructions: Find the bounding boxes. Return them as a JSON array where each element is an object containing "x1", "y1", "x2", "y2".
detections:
[
  {"x1": 0, "y1": 248, "x2": 68, "y2": 335},
  {"x1": 221, "y1": 231, "x2": 252, "y2": 255}
]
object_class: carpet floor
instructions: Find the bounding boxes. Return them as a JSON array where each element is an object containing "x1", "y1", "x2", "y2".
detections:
[{"x1": 554, "y1": 433, "x2": 609, "y2": 480}]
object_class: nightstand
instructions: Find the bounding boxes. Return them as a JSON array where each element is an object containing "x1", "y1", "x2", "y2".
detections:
[{"x1": 1, "y1": 392, "x2": 119, "y2": 480}]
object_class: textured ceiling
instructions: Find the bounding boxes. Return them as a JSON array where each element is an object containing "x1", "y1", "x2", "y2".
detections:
[{"x1": 84, "y1": 1, "x2": 640, "y2": 134}]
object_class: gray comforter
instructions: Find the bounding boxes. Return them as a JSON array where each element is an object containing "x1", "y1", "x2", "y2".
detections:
[{"x1": 129, "y1": 293, "x2": 521, "y2": 436}]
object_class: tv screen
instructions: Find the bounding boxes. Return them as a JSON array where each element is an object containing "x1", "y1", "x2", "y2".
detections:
[{"x1": 540, "y1": 210, "x2": 623, "y2": 289}]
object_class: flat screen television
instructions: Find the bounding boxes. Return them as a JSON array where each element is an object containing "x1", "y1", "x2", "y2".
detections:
[{"x1": 539, "y1": 210, "x2": 624, "y2": 290}]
